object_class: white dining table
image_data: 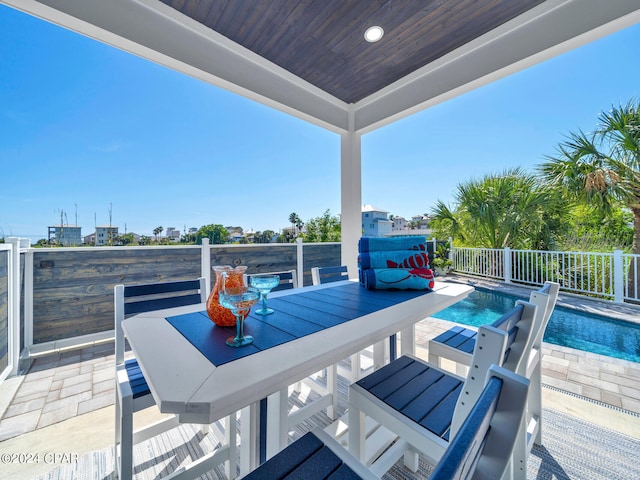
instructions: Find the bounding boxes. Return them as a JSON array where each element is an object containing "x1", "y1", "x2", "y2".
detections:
[{"x1": 122, "y1": 279, "x2": 473, "y2": 475}]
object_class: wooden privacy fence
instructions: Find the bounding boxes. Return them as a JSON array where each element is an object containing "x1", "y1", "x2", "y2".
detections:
[{"x1": 12, "y1": 240, "x2": 341, "y2": 356}]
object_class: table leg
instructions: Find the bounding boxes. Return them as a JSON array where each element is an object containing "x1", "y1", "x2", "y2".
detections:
[
  {"x1": 389, "y1": 333, "x2": 397, "y2": 361},
  {"x1": 373, "y1": 340, "x2": 389, "y2": 370},
  {"x1": 400, "y1": 325, "x2": 415, "y2": 356},
  {"x1": 266, "y1": 388, "x2": 288, "y2": 459},
  {"x1": 239, "y1": 403, "x2": 259, "y2": 475}
]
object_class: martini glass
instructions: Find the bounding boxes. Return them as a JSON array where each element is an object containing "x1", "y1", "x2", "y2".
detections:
[
  {"x1": 249, "y1": 274, "x2": 280, "y2": 315},
  {"x1": 218, "y1": 286, "x2": 259, "y2": 347}
]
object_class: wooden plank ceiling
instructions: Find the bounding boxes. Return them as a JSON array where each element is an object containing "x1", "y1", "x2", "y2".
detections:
[{"x1": 160, "y1": 0, "x2": 546, "y2": 104}]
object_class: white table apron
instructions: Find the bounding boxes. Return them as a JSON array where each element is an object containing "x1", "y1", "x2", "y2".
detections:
[{"x1": 121, "y1": 280, "x2": 473, "y2": 471}]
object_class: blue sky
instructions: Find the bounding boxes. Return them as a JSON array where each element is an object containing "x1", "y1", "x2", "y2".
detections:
[{"x1": 1, "y1": 5, "x2": 639, "y2": 242}]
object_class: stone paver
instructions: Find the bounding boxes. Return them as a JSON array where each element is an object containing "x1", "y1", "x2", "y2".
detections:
[
  {"x1": 0, "y1": 410, "x2": 40, "y2": 441},
  {"x1": 0, "y1": 343, "x2": 118, "y2": 440}
]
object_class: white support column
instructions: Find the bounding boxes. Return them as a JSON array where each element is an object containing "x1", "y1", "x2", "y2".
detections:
[{"x1": 341, "y1": 109, "x2": 362, "y2": 278}]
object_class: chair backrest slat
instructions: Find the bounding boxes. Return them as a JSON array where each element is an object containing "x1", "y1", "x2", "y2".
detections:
[
  {"x1": 123, "y1": 279, "x2": 203, "y2": 298},
  {"x1": 490, "y1": 303, "x2": 524, "y2": 331},
  {"x1": 124, "y1": 294, "x2": 204, "y2": 315},
  {"x1": 311, "y1": 265, "x2": 349, "y2": 285}
]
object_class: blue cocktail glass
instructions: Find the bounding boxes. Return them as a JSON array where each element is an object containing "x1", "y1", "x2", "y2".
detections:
[
  {"x1": 218, "y1": 286, "x2": 259, "y2": 347},
  {"x1": 249, "y1": 275, "x2": 280, "y2": 315}
]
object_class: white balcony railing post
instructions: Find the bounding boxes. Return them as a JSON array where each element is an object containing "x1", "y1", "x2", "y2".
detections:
[
  {"x1": 24, "y1": 247, "x2": 34, "y2": 356},
  {"x1": 6, "y1": 238, "x2": 20, "y2": 377},
  {"x1": 296, "y1": 238, "x2": 304, "y2": 288},
  {"x1": 503, "y1": 247, "x2": 511, "y2": 283},
  {"x1": 613, "y1": 249, "x2": 624, "y2": 303},
  {"x1": 201, "y1": 238, "x2": 211, "y2": 292}
]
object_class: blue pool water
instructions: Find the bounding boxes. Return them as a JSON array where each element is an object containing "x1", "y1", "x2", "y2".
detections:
[{"x1": 432, "y1": 288, "x2": 640, "y2": 363}]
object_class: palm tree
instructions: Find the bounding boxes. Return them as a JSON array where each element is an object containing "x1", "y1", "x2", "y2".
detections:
[
  {"x1": 288, "y1": 212, "x2": 301, "y2": 238},
  {"x1": 540, "y1": 99, "x2": 640, "y2": 298},
  {"x1": 539, "y1": 99, "x2": 640, "y2": 255},
  {"x1": 153, "y1": 226, "x2": 163, "y2": 243},
  {"x1": 432, "y1": 168, "x2": 561, "y2": 249}
]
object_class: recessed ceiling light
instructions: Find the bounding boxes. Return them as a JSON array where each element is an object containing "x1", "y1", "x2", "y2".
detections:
[{"x1": 364, "y1": 26, "x2": 384, "y2": 43}]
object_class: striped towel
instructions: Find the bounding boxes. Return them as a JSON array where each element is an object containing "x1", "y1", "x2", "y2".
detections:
[
  {"x1": 362, "y1": 268, "x2": 434, "y2": 290},
  {"x1": 358, "y1": 251, "x2": 430, "y2": 270},
  {"x1": 358, "y1": 236, "x2": 426, "y2": 253}
]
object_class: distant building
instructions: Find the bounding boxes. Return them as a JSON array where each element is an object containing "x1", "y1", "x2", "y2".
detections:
[
  {"x1": 95, "y1": 225, "x2": 119, "y2": 246},
  {"x1": 165, "y1": 227, "x2": 181, "y2": 242},
  {"x1": 391, "y1": 216, "x2": 408, "y2": 231},
  {"x1": 387, "y1": 214, "x2": 432, "y2": 237},
  {"x1": 129, "y1": 232, "x2": 142, "y2": 243},
  {"x1": 229, "y1": 231, "x2": 245, "y2": 242},
  {"x1": 48, "y1": 224, "x2": 82, "y2": 246},
  {"x1": 411, "y1": 215, "x2": 431, "y2": 229},
  {"x1": 244, "y1": 229, "x2": 256, "y2": 243},
  {"x1": 361, "y1": 204, "x2": 392, "y2": 238}
]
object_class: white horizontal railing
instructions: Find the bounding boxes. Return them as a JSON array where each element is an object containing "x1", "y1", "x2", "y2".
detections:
[{"x1": 452, "y1": 246, "x2": 640, "y2": 304}]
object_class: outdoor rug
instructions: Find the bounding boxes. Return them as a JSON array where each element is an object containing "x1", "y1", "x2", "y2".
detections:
[{"x1": 35, "y1": 399, "x2": 640, "y2": 479}]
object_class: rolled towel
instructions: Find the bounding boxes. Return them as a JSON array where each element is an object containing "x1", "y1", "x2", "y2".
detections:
[
  {"x1": 359, "y1": 251, "x2": 430, "y2": 270},
  {"x1": 362, "y1": 268, "x2": 434, "y2": 290},
  {"x1": 358, "y1": 236, "x2": 426, "y2": 253}
]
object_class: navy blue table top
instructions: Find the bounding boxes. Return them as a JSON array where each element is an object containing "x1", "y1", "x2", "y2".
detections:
[{"x1": 166, "y1": 282, "x2": 431, "y2": 367}]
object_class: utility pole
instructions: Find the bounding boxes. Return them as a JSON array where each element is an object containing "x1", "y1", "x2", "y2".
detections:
[
  {"x1": 108, "y1": 203, "x2": 113, "y2": 246},
  {"x1": 74, "y1": 203, "x2": 78, "y2": 246}
]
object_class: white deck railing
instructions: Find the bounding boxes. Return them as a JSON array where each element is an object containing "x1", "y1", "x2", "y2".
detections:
[
  {"x1": 1, "y1": 237, "x2": 638, "y2": 389},
  {"x1": 1, "y1": 238, "x2": 29, "y2": 380},
  {"x1": 452, "y1": 246, "x2": 640, "y2": 303}
]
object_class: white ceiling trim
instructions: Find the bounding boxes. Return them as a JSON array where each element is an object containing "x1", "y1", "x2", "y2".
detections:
[
  {"x1": 353, "y1": 0, "x2": 640, "y2": 133},
  {"x1": 3, "y1": 0, "x2": 640, "y2": 136},
  {"x1": 3, "y1": 0, "x2": 352, "y2": 133}
]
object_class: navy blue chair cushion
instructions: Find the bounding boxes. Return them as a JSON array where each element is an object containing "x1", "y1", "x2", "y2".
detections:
[
  {"x1": 124, "y1": 359, "x2": 151, "y2": 399},
  {"x1": 243, "y1": 431, "x2": 362, "y2": 479}
]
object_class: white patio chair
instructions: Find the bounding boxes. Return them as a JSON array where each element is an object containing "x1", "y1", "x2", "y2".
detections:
[
  {"x1": 114, "y1": 278, "x2": 237, "y2": 480},
  {"x1": 428, "y1": 281, "x2": 559, "y2": 454},
  {"x1": 348, "y1": 296, "x2": 542, "y2": 480},
  {"x1": 244, "y1": 364, "x2": 529, "y2": 480}
]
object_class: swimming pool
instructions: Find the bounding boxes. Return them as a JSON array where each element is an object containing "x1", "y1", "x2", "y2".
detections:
[{"x1": 432, "y1": 288, "x2": 640, "y2": 363}]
